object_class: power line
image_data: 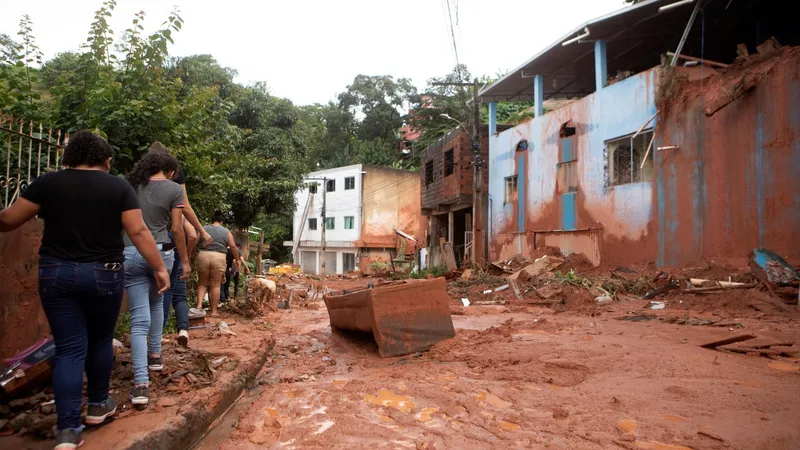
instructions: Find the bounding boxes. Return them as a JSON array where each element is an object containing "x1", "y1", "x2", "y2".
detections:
[{"x1": 444, "y1": 0, "x2": 461, "y2": 77}]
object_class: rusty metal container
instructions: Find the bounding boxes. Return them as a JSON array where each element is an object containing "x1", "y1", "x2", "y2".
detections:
[{"x1": 323, "y1": 278, "x2": 455, "y2": 357}]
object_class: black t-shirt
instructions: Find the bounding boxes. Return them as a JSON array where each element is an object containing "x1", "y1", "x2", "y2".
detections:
[
  {"x1": 172, "y1": 170, "x2": 186, "y2": 185},
  {"x1": 21, "y1": 169, "x2": 140, "y2": 263}
]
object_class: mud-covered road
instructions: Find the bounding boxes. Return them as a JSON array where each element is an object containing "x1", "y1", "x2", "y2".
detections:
[{"x1": 193, "y1": 302, "x2": 800, "y2": 450}]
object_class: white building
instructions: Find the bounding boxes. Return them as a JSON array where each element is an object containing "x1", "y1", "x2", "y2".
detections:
[
  {"x1": 285, "y1": 164, "x2": 425, "y2": 275},
  {"x1": 288, "y1": 165, "x2": 364, "y2": 274}
]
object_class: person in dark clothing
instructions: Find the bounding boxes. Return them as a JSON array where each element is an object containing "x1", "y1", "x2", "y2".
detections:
[
  {"x1": 0, "y1": 131, "x2": 168, "y2": 450},
  {"x1": 222, "y1": 248, "x2": 234, "y2": 303}
]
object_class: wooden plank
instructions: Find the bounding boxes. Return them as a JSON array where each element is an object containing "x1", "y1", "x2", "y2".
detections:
[
  {"x1": 442, "y1": 242, "x2": 457, "y2": 271},
  {"x1": 700, "y1": 334, "x2": 757, "y2": 349}
]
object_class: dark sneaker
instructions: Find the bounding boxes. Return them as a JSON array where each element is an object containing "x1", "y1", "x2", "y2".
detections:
[
  {"x1": 148, "y1": 356, "x2": 164, "y2": 372},
  {"x1": 130, "y1": 385, "x2": 149, "y2": 408},
  {"x1": 54, "y1": 428, "x2": 84, "y2": 449},
  {"x1": 177, "y1": 329, "x2": 189, "y2": 348},
  {"x1": 85, "y1": 398, "x2": 116, "y2": 426}
]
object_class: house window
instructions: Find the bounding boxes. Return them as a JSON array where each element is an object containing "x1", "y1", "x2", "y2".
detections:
[
  {"x1": 344, "y1": 216, "x2": 354, "y2": 229},
  {"x1": 606, "y1": 130, "x2": 654, "y2": 186},
  {"x1": 326, "y1": 179, "x2": 336, "y2": 192},
  {"x1": 308, "y1": 183, "x2": 318, "y2": 194},
  {"x1": 344, "y1": 176, "x2": 355, "y2": 190},
  {"x1": 425, "y1": 160, "x2": 434, "y2": 185},
  {"x1": 325, "y1": 217, "x2": 335, "y2": 230},
  {"x1": 504, "y1": 176, "x2": 518, "y2": 204},
  {"x1": 444, "y1": 149, "x2": 454, "y2": 176},
  {"x1": 308, "y1": 218, "x2": 317, "y2": 230}
]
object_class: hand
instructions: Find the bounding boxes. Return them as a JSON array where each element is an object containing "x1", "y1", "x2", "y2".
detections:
[
  {"x1": 181, "y1": 259, "x2": 191, "y2": 280},
  {"x1": 201, "y1": 231, "x2": 213, "y2": 247},
  {"x1": 155, "y1": 269, "x2": 171, "y2": 294}
]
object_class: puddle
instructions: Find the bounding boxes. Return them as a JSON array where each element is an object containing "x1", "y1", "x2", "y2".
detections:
[
  {"x1": 768, "y1": 361, "x2": 800, "y2": 372},
  {"x1": 497, "y1": 420, "x2": 521, "y2": 431},
  {"x1": 416, "y1": 407, "x2": 439, "y2": 422},
  {"x1": 617, "y1": 419, "x2": 639, "y2": 434},
  {"x1": 474, "y1": 391, "x2": 512, "y2": 409},
  {"x1": 634, "y1": 441, "x2": 693, "y2": 450},
  {"x1": 364, "y1": 389, "x2": 415, "y2": 413},
  {"x1": 657, "y1": 414, "x2": 684, "y2": 423}
]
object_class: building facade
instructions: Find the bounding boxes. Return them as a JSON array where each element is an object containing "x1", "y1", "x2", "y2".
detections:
[
  {"x1": 287, "y1": 164, "x2": 424, "y2": 274},
  {"x1": 479, "y1": 0, "x2": 799, "y2": 268}
]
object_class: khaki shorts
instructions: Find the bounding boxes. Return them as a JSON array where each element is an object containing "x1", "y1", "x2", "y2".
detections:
[{"x1": 197, "y1": 250, "x2": 227, "y2": 283}]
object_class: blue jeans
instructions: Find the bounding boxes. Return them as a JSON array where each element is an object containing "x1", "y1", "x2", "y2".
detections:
[
  {"x1": 38, "y1": 255, "x2": 124, "y2": 431},
  {"x1": 123, "y1": 245, "x2": 174, "y2": 385},
  {"x1": 163, "y1": 250, "x2": 189, "y2": 331}
]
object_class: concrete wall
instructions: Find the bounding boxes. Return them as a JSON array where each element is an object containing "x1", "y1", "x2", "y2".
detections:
[
  {"x1": 360, "y1": 165, "x2": 423, "y2": 249},
  {"x1": 0, "y1": 219, "x2": 49, "y2": 360},
  {"x1": 656, "y1": 50, "x2": 800, "y2": 267},
  {"x1": 488, "y1": 52, "x2": 800, "y2": 268},
  {"x1": 489, "y1": 69, "x2": 658, "y2": 267}
]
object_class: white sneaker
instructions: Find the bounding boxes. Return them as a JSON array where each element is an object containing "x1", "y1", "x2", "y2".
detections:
[{"x1": 178, "y1": 329, "x2": 189, "y2": 348}]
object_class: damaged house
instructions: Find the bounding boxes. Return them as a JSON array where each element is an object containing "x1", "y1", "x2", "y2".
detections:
[
  {"x1": 286, "y1": 164, "x2": 424, "y2": 275},
  {"x1": 479, "y1": 0, "x2": 799, "y2": 268}
]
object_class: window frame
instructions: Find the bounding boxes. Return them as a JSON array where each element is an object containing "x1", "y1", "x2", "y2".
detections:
[
  {"x1": 344, "y1": 216, "x2": 354, "y2": 229},
  {"x1": 308, "y1": 218, "x2": 317, "y2": 231},
  {"x1": 325, "y1": 217, "x2": 335, "y2": 230},
  {"x1": 425, "y1": 160, "x2": 434, "y2": 185},
  {"x1": 443, "y1": 149, "x2": 454, "y2": 176},
  {"x1": 344, "y1": 176, "x2": 355, "y2": 190},
  {"x1": 308, "y1": 183, "x2": 318, "y2": 194},
  {"x1": 326, "y1": 179, "x2": 336, "y2": 192},
  {"x1": 605, "y1": 129, "x2": 655, "y2": 187},
  {"x1": 504, "y1": 175, "x2": 518, "y2": 204}
]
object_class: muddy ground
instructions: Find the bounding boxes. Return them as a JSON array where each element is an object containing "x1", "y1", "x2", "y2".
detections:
[{"x1": 193, "y1": 286, "x2": 800, "y2": 450}]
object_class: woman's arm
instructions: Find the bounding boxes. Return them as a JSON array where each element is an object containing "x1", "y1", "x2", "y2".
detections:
[
  {"x1": 183, "y1": 219, "x2": 198, "y2": 256},
  {"x1": 0, "y1": 198, "x2": 40, "y2": 232},
  {"x1": 122, "y1": 209, "x2": 170, "y2": 293},
  {"x1": 226, "y1": 232, "x2": 240, "y2": 270},
  {"x1": 171, "y1": 207, "x2": 190, "y2": 280},
  {"x1": 179, "y1": 185, "x2": 212, "y2": 246}
]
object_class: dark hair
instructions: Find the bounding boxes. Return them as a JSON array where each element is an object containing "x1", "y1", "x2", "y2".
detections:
[
  {"x1": 211, "y1": 211, "x2": 225, "y2": 223},
  {"x1": 61, "y1": 130, "x2": 113, "y2": 168},
  {"x1": 125, "y1": 151, "x2": 179, "y2": 189},
  {"x1": 147, "y1": 141, "x2": 170, "y2": 155}
]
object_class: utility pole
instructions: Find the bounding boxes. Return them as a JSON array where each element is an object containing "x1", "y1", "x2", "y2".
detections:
[
  {"x1": 320, "y1": 176, "x2": 327, "y2": 275},
  {"x1": 432, "y1": 79, "x2": 484, "y2": 267}
]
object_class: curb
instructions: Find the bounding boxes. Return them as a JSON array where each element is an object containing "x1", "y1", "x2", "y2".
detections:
[{"x1": 120, "y1": 337, "x2": 274, "y2": 450}]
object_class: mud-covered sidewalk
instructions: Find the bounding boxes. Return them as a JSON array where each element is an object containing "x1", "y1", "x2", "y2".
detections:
[
  {"x1": 0, "y1": 315, "x2": 275, "y2": 450},
  {"x1": 198, "y1": 302, "x2": 800, "y2": 450}
]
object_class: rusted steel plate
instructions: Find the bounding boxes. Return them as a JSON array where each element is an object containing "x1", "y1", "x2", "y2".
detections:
[
  {"x1": 324, "y1": 289, "x2": 373, "y2": 333},
  {"x1": 368, "y1": 278, "x2": 455, "y2": 358},
  {"x1": 324, "y1": 278, "x2": 455, "y2": 358}
]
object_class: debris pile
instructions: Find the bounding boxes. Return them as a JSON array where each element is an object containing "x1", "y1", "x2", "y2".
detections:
[{"x1": 457, "y1": 247, "x2": 799, "y2": 315}]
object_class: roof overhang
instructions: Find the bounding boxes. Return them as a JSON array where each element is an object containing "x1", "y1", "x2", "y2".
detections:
[{"x1": 479, "y1": 0, "x2": 787, "y2": 103}]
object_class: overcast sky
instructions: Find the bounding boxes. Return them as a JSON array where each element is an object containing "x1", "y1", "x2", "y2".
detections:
[{"x1": 1, "y1": 0, "x2": 625, "y2": 106}]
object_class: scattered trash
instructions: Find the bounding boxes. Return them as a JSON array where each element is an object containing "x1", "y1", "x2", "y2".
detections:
[
  {"x1": 461, "y1": 269, "x2": 472, "y2": 280},
  {"x1": 482, "y1": 290, "x2": 493, "y2": 295},
  {"x1": 218, "y1": 322, "x2": 237, "y2": 336},
  {"x1": 494, "y1": 285, "x2": 509, "y2": 292},
  {"x1": 211, "y1": 356, "x2": 228, "y2": 369},
  {"x1": 535, "y1": 284, "x2": 563, "y2": 299},
  {"x1": 595, "y1": 296, "x2": 613, "y2": 305},
  {"x1": 648, "y1": 301, "x2": 666, "y2": 310},
  {"x1": 461, "y1": 298, "x2": 470, "y2": 307},
  {"x1": 188, "y1": 308, "x2": 207, "y2": 319},
  {"x1": 322, "y1": 356, "x2": 331, "y2": 362},
  {"x1": 749, "y1": 248, "x2": 799, "y2": 285}
]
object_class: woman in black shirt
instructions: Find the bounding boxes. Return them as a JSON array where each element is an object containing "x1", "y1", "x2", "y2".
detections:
[{"x1": 0, "y1": 131, "x2": 168, "y2": 450}]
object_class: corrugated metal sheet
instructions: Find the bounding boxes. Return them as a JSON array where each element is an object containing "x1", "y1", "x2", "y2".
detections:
[{"x1": 535, "y1": 229, "x2": 601, "y2": 267}]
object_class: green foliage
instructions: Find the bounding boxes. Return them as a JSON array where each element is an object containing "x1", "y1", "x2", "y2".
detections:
[
  {"x1": 0, "y1": 16, "x2": 45, "y2": 120},
  {"x1": 409, "y1": 266, "x2": 448, "y2": 279}
]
